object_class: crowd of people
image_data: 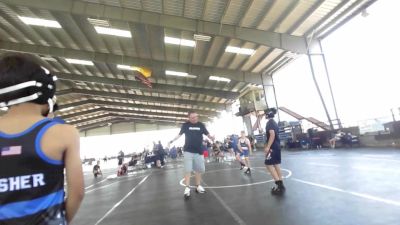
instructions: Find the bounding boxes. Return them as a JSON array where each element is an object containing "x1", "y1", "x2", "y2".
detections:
[
  {"x1": 200, "y1": 131, "x2": 254, "y2": 174},
  {"x1": 96, "y1": 141, "x2": 186, "y2": 177}
]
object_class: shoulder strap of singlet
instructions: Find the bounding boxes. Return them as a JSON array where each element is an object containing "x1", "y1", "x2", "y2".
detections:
[
  {"x1": 34, "y1": 120, "x2": 65, "y2": 166},
  {"x1": 0, "y1": 118, "x2": 51, "y2": 139}
]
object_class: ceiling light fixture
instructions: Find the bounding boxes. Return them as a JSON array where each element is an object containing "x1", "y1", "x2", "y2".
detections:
[
  {"x1": 165, "y1": 70, "x2": 196, "y2": 78},
  {"x1": 193, "y1": 34, "x2": 212, "y2": 42},
  {"x1": 225, "y1": 46, "x2": 255, "y2": 55},
  {"x1": 65, "y1": 58, "x2": 94, "y2": 66},
  {"x1": 180, "y1": 39, "x2": 196, "y2": 47},
  {"x1": 117, "y1": 64, "x2": 140, "y2": 71},
  {"x1": 87, "y1": 18, "x2": 110, "y2": 27},
  {"x1": 284, "y1": 51, "x2": 299, "y2": 59},
  {"x1": 164, "y1": 36, "x2": 195, "y2": 47},
  {"x1": 94, "y1": 26, "x2": 132, "y2": 38},
  {"x1": 209, "y1": 76, "x2": 231, "y2": 82},
  {"x1": 18, "y1": 16, "x2": 61, "y2": 28},
  {"x1": 164, "y1": 37, "x2": 180, "y2": 45}
]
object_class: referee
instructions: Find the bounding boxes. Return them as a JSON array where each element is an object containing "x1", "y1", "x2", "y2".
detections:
[{"x1": 170, "y1": 111, "x2": 214, "y2": 198}]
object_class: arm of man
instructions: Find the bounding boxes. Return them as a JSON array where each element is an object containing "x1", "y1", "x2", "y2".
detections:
[
  {"x1": 202, "y1": 123, "x2": 214, "y2": 142},
  {"x1": 206, "y1": 134, "x2": 215, "y2": 142},
  {"x1": 264, "y1": 130, "x2": 275, "y2": 155},
  {"x1": 63, "y1": 125, "x2": 84, "y2": 223},
  {"x1": 169, "y1": 123, "x2": 186, "y2": 146},
  {"x1": 169, "y1": 134, "x2": 182, "y2": 145}
]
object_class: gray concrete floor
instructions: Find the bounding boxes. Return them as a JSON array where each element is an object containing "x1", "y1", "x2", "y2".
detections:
[{"x1": 73, "y1": 148, "x2": 400, "y2": 225}]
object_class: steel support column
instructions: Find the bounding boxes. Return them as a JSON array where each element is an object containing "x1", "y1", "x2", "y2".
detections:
[{"x1": 306, "y1": 38, "x2": 335, "y2": 131}]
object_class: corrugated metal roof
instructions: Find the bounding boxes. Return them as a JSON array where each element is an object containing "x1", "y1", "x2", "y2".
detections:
[{"x1": 0, "y1": 0, "x2": 375, "y2": 131}]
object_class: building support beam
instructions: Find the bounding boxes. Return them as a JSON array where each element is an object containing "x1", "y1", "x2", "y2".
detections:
[
  {"x1": 57, "y1": 72, "x2": 239, "y2": 99},
  {"x1": 62, "y1": 107, "x2": 209, "y2": 121},
  {"x1": 0, "y1": 40, "x2": 264, "y2": 85},
  {"x1": 58, "y1": 99, "x2": 219, "y2": 117},
  {"x1": 57, "y1": 88, "x2": 226, "y2": 110},
  {"x1": 77, "y1": 118, "x2": 179, "y2": 132},
  {"x1": 72, "y1": 113, "x2": 182, "y2": 126}
]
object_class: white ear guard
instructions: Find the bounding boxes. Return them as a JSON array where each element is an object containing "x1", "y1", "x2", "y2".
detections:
[{"x1": 0, "y1": 73, "x2": 58, "y2": 111}]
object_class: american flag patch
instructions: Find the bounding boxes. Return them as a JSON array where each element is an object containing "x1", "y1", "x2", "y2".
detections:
[{"x1": 1, "y1": 146, "x2": 22, "y2": 156}]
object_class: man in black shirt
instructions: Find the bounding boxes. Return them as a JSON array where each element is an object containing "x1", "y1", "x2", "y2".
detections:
[
  {"x1": 169, "y1": 111, "x2": 214, "y2": 198},
  {"x1": 264, "y1": 108, "x2": 285, "y2": 195}
]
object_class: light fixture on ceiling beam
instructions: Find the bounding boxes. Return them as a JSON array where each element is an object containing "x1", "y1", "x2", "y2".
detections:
[
  {"x1": 209, "y1": 76, "x2": 231, "y2": 82},
  {"x1": 65, "y1": 58, "x2": 94, "y2": 66},
  {"x1": 165, "y1": 70, "x2": 196, "y2": 78},
  {"x1": 284, "y1": 51, "x2": 299, "y2": 59},
  {"x1": 164, "y1": 36, "x2": 196, "y2": 47},
  {"x1": 87, "y1": 18, "x2": 110, "y2": 27},
  {"x1": 117, "y1": 64, "x2": 143, "y2": 71},
  {"x1": 94, "y1": 26, "x2": 132, "y2": 38},
  {"x1": 164, "y1": 36, "x2": 180, "y2": 45},
  {"x1": 18, "y1": 16, "x2": 62, "y2": 28},
  {"x1": 117, "y1": 64, "x2": 135, "y2": 71},
  {"x1": 225, "y1": 46, "x2": 255, "y2": 55},
  {"x1": 193, "y1": 34, "x2": 212, "y2": 42}
]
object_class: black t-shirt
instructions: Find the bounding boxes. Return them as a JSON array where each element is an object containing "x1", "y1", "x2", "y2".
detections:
[
  {"x1": 179, "y1": 122, "x2": 209, "y2": 154},
  {"x1": 266, "y1": 119, "x2": 280, "y2": 150},
  {"x1": 93, "y1": 165, "x2": 100, "y2": 171}
]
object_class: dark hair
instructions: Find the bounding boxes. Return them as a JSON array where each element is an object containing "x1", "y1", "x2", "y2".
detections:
[
  {"x1": 188, "y1": 110, "x2": 196, "y2": 116},
  {"x1": 265, "y1": 108, "x2": 277, "y2": 119},
  {"x1": 0, "y1": 53, "x2": 55, "y2": 106}
]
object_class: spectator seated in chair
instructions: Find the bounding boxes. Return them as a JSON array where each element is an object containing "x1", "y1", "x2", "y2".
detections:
[
  {"x1": 213, "y1": 141, "x2": 224, "y2": 162},
  {"x1": 329, "y1": 130, "x2": 345, "y2": 149},
  {"x1": 170, "y1": 146, "x2": 178, "y2": 159},
  {"x1": 341, "y1": 132, "x2": 359, "y2": 147},
  {"x1": 117, "y1": 163, "x2": 128, "y2": 176},
  {"x1": 93, "y1": 161, "x2": 102, "y2": 178},
  {"x1": 128, "y1": 154, "x2": 139, "y2": 167}
]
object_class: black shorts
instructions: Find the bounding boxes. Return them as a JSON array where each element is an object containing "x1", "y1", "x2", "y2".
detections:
[{"x1": 264, "y1": 148, "x2": 281, "y2": 165}]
